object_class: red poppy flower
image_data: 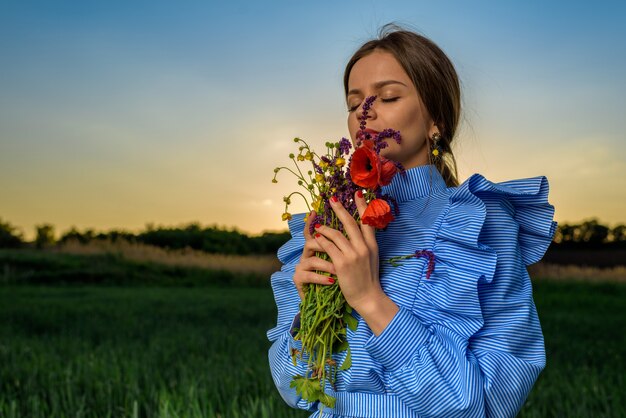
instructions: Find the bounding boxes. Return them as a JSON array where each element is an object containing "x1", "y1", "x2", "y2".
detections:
[
  {"x1": 349, "y1": 141, "x2": 379, "y2": 189},
  {"x1": 361, "y1": 198, "x2": 394, "y2": 229},
  {"x1": 349, "y1": 140, "x2": 398, "y2": 189},
  {"x1": 378, "y1": 158, "x2": 397, "y2": 186}
]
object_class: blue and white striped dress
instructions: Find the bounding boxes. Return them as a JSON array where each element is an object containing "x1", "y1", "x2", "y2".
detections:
[{"x1": 267, "y1": 163, "x2": 557, "y2": 418}]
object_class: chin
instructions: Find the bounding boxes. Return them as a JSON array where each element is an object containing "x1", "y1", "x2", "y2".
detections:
[{"x1": 379, "y1": 144, "x2": 399, "y2": 161}]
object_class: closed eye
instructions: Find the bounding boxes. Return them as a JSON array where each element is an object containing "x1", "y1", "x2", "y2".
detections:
[{"x1": 347, "y1": 97, "x2": 399, "y2": 112}]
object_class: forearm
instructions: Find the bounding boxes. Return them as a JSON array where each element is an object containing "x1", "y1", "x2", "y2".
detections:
[{"x1": 364, "y1": 307, "x2": 486, "y2": 416}]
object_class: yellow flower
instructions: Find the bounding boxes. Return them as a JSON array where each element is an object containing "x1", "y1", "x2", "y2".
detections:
[
  {"x1": 315, "y1": 174, "x2": 325, "y2": 183},
  {"x1": 319, "y1": 161, "x2": 329, "y2": 169},
  {"x1": 335, "y1": 158, "x2": 345, "y2": 167},
  {"x1": 297, "y1": 154, "x2": 305, "y2": 161},
  {"x1": 312, "y1": 197, "x2": 322, "y2": 212},
  {"x1": 432, "y1": 149, "x2": 439, "y2": 157},
  {"x1": 304, "y1": 152, "x2": 313, "y2": 161},
  {"x1": 282, "y1": 212, "x2": 292, "y2": 221}
]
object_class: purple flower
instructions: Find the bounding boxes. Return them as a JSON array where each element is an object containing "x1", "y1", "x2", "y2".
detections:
[
  {"x1": 414, "y1": 249, "x2": 436, "y2": 280},
  {"x1": 372, "y1": 129, "x2": 401, "y2": 154},
  {"x1": 359, "y1": 95, "x2": 377, "y2": 131},
  {"x1": 308, "y1": 212, "x2": 320, "y2": 236},
  {"x1": 339, "y1": 137, "x2": 352, "y2": 155}
]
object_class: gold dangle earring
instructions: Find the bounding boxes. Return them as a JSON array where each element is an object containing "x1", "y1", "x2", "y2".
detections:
[{"x1": 430, "y1": 132, "x2": 442, "y2": 162}]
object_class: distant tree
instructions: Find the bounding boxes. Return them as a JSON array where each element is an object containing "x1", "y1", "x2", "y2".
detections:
[
  {"x1": 251, "y1": 231, "x2": 291, "y2": 253},
  {"x1": 59, "y1": 226, "x2": 88, "y2": 244},
  {"x1": 610, "y1": 224, "x2": 626, "y2": 242},
  {"x1": 102, "y1": 229, "x2": 136, "y2": 243},
  {"x1": 0, "y1": 217, "x2": 23, "y2": 248},
  {"x1": 553, "y1": 219, "x2": 626, "y2": 248},
  {"x1": 554, "y1": 223, "x2": 576, "y2": 244},
  {"x1": 577, "y1": 218, "x2": 609, "y2": 245},
  {"x1": 35, "y1": 223, "x2": 55, "y2": 249}
]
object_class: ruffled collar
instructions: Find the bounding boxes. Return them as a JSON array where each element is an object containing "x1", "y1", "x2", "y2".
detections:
[{"x1": 380, "y1": 164, "x2": 447, "y2": 202}]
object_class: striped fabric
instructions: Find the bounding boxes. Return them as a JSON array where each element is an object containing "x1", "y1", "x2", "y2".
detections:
[{"x1": 267, "y1": 163, "x2": 558, "y2": 418}]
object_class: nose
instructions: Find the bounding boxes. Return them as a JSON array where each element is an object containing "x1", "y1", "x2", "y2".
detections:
[{"x1": 356, "y1": 98, "x2": 377, "y2": 122}]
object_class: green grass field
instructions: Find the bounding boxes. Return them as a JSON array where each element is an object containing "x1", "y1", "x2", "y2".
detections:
[{"x1": 0, "y1": 253, "x2": 625, "y2": 416}]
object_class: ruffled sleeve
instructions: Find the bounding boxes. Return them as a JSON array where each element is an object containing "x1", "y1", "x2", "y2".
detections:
[
  {"x1": 266, "y1": 213, "x2": 306, "y2": 342},
  {"x1": 461, "y1": 174, "x2": 558, "y2": 265},
  {"x1": 266, "y1": 212, "x2": 319, "y2": 412},
  {"x1": 363, "y1": 173, "x2": 557, "y2": 417},
  {"x1": 461, "y1": 174, "x2": 557, "y2": 417}
]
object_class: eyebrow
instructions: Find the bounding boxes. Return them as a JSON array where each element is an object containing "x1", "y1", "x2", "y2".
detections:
[{"x1": 347, "y1": 80, "x2": 408, "y2": 96}]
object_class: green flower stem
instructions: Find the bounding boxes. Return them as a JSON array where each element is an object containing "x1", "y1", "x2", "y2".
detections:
[
  {"x1": 285, "y1": 191, "x2": 312, "y2": 212},
  {"x1": 274, "y1": 166, "x2": 302, "y2": 180},
  {"x1": 291, "y1": 156, "x2": 311, "y2": 188}
]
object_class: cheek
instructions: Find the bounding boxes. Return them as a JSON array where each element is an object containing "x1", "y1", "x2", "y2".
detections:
[
  {"x1": 347, "y1": 115, "x2": 359, "y2": 139},
  {"x1": 397, "y1": 104, "x2": 424, "y2": 134}
]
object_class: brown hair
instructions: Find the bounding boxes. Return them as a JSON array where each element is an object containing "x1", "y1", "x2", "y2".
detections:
[{"x1": 343, "y1": 23, "x2": 461, "y2": 187}]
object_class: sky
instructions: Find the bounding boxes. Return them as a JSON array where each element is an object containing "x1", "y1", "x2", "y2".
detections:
[{"x1": 1, "y1": 1, "x2": 625, "y2": 241}]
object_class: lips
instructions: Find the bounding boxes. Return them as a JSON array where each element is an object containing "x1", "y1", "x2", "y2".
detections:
[
  {"x1": 356, "y1": 128, "x2": 380, "y2": 144},
  {"x1": 362, "y1": 128, "x2": 379, "y2": 135}
]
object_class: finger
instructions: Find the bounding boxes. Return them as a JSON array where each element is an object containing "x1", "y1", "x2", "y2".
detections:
[
  {"x1": 306, "y1": 271, "x2": 336, "y2": 285},
  {"x1": 328, "y1": 195, "x2": 365, "y2": 248},
  {"x1": 303, "y1": 255, "x2": 336, "y2": 276},
  {"x1": 355, "y1": 190, "x2": 377, "y2": 249},
  {"x1": 294, "y1": 271, "x2": 336, "y2": 301},
  {"x1": 302, "y1": 234, "x2": 325, "y2": 259},
  {"x1": 293, "y1": 271, "x2": 335, "y2": 293},
  {"x1": 313, "y1": 229, "x2": 343, "y2": 263},
  {"x1": 301, "y1": 210, "x2": 322, "y2": 259},
  {"x1": 313, "y1": 222, "x2": 352, "y2": 256}
]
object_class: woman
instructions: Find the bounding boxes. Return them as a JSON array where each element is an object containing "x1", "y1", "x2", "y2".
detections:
[{"x1": 267, "y1": 24, "x2": 557, "y2": 418}]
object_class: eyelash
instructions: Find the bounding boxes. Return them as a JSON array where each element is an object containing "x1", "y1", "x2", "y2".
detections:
[{"x1": 348, "y1": 97, "x2": 399, "y2": 112}]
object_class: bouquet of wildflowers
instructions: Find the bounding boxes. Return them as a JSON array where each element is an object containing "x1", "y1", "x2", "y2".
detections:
[{"x1": 272, "y1": 96, "x2": 434, "y2": 409}]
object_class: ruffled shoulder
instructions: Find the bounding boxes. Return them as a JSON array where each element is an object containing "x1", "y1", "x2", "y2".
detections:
[
  {"x1": 276, "y1": 212, "x2": 307, "y2": 268},
  {"x1": 489, "y1": 175, "x2": 559, "y2": 265},
  {"x1": 415, "y1": 173, "x2": 557, "y2": 339},
  {"x1": 266, "y1": 212, "x2": 307, "y2": 342}
]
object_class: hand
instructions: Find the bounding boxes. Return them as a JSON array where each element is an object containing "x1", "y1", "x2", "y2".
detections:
[
  {"x1": 293, "y1": 209, "x2": 337, "y2": 302},
  {"x1": 312, "y1": 191, "x2": 383, "y2": 311}
]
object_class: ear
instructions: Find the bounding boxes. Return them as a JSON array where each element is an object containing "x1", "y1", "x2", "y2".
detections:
[{"x1": 427, "y1": 120, "x2": 441, "y2": 138}]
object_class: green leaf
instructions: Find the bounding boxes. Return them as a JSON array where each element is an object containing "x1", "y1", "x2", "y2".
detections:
[
  {"x1": 344, "y1": 311, "x2": 358, "y2": 331},
  {"x1": 319, "y1": 392, "x2": 337, "y2": 408},
  {"x1": 335, "y1": 339, "x2": 349, "y2": 353},
  {"x1": 291, "y1": 376, "x2": 325, "y2": 404},
  {"x1": 340, "y1": 345, "x2": 352, "y2": 370}
]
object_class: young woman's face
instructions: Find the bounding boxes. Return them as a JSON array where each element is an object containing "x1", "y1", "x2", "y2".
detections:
[{"x1": 346, "y1": 49, "x2": 438, "y2": 169}]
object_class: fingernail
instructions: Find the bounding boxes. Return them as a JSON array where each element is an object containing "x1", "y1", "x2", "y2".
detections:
[
  {"x1": 356, "y1": 190, "x2": 363, "y2": 198},
  {"x1": 314, "y1": 233, "x2": 321, "y2": 238},
  {"x1": 331, "y1": 195, "x2": 338, "y2": 203},
  {"x1": 328, "y1": 278, "x2": 335, "y2": 284},
  {"x1": 314, "y1": 223, "x2": 321, "y2": 229}
]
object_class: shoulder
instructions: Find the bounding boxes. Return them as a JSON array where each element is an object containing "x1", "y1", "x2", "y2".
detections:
[
  {"x1": 411, "y1": 172, "x2": 557, "y2": 338},
  {"x1": 276, "y1": 213, "x2": 307, "y2": 268},
  {"x1": 443, "y1": 172, "x2": 558, "y2": 266}
]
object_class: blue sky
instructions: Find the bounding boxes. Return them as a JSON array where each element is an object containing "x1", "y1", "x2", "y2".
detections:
[{"x1": 1, "y1": 1, "x2": 625, "y2": 239}]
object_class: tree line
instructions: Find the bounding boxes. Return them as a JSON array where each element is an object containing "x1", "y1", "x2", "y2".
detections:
[
  {"x1": 1, "y1": 216, "x2": 624, "y2": 254},
  {"x1": 0, "y1": 217, "x2": 290, "y2": 255},
  {"x1": 552, "y1": 218, "x2": 626, "y2": 248}
]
